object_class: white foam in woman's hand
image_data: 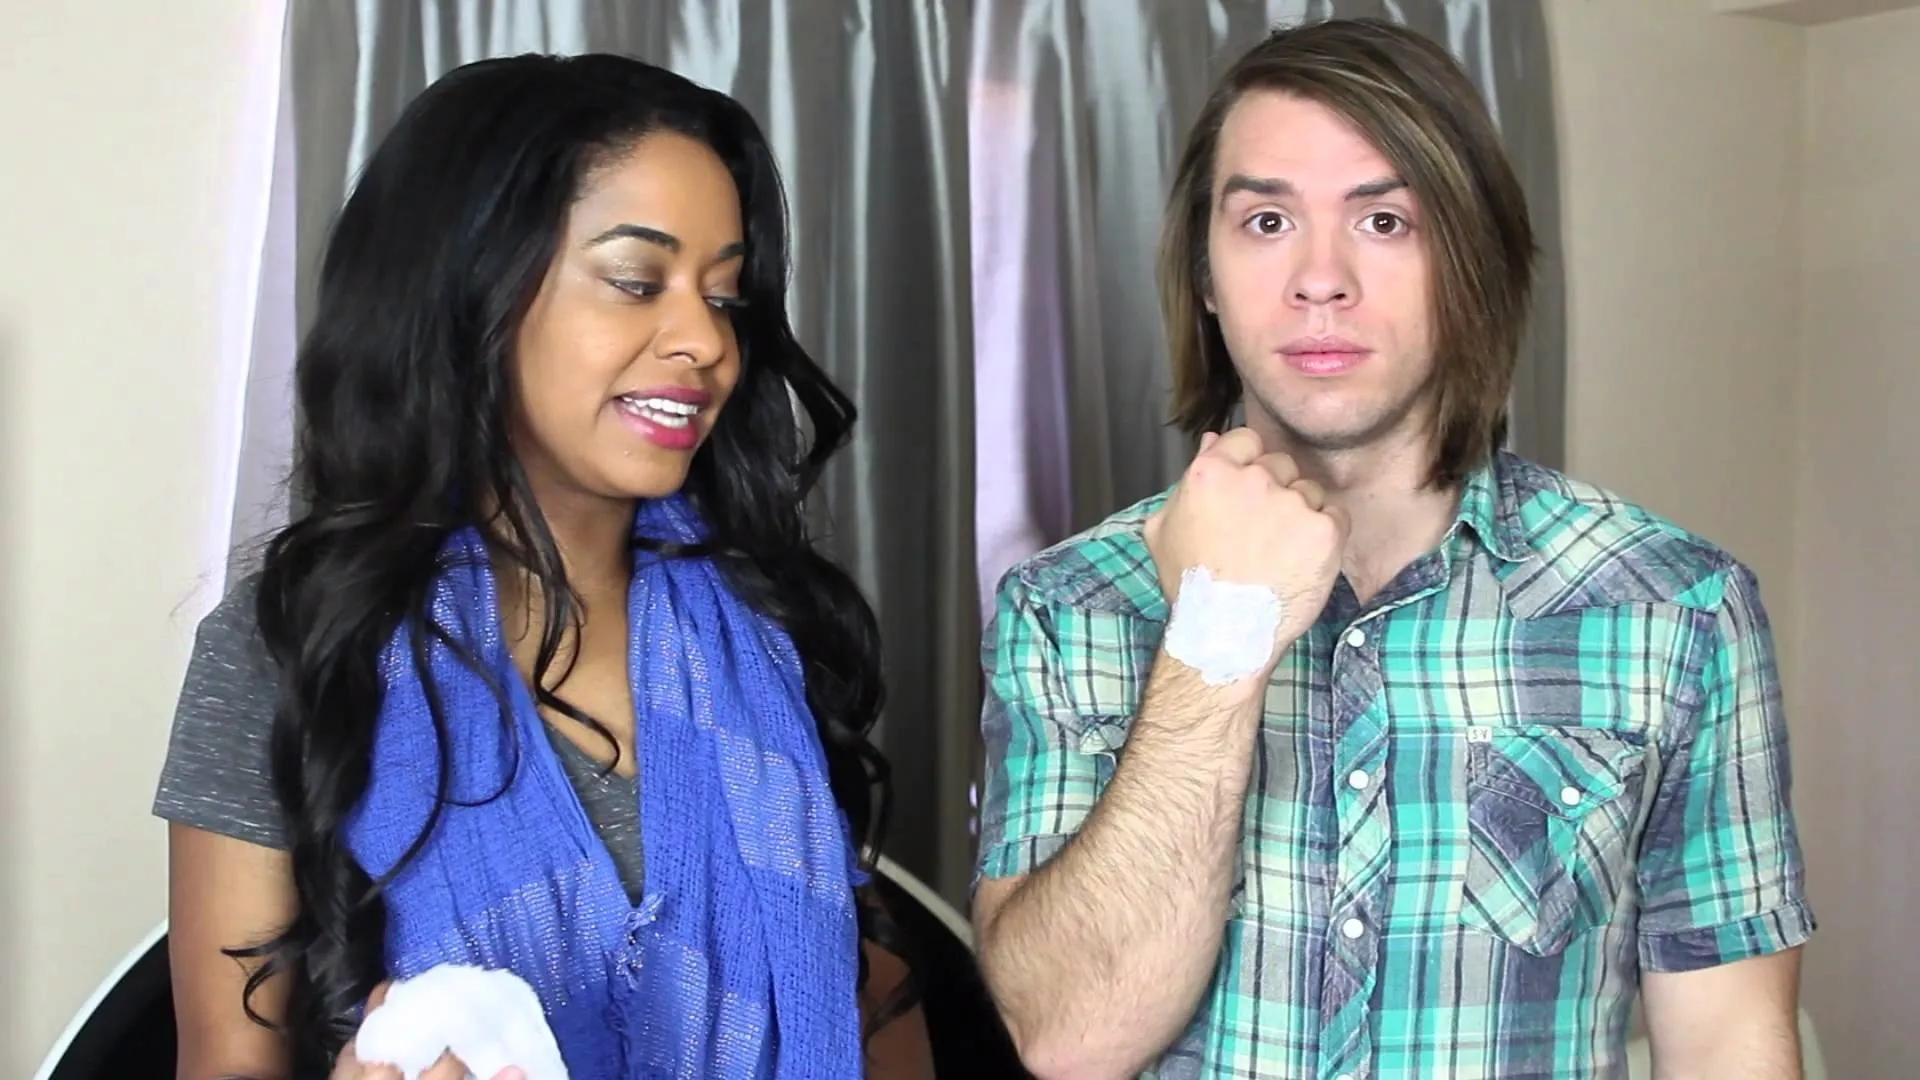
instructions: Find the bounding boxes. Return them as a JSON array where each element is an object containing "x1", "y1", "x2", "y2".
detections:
[{"x1": 354, "y1": 965, "x2": 570, "y2": 1080}]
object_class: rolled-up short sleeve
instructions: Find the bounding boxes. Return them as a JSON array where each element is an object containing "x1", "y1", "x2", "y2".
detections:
[
  {"x1": 1635, "y1": 564, "x2": 1815, "y2": 972},
  {"x1": 974, "y1": 570, "x2": 1109, "y2": 884}
]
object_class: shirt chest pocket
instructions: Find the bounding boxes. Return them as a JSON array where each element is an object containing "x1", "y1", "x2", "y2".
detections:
[{"x1": 1460, "y1": 725, "x2": 1650, "y2": 957}]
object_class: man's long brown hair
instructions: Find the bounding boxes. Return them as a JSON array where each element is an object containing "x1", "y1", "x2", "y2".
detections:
[{"x1": 1159, "y1": 18, "x2": 1536, "y2": 489}]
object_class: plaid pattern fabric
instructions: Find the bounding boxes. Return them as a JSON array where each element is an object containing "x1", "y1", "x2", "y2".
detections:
[{"x1": 977, "y1": 452, "x2": 1814, "y2": 1080}]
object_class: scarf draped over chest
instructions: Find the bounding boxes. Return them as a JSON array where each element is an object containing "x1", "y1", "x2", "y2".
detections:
[{"x1": 343, "y1": 495, "x2": 866, "y2": 1078}]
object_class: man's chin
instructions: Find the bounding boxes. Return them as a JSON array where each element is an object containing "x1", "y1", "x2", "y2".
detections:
[
  {"x1": 1287, "y1": 426, "x2": 1389, "y2": 454},
  {"x1": 1254, "y1": 389, "x2": 1431, "y2": 456},
  {"x1": 1263, "y1": 407, "x2": 1404, "y2": 454}
]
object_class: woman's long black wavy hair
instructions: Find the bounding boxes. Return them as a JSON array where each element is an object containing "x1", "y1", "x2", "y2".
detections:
[{"x1": 233, "y1": 54, "x2": 901, "y2": 1072}]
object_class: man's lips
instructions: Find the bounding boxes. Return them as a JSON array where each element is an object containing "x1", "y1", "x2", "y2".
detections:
[{"x1": 1279, "y1": 336, "x2": 1370, "y2": 376}]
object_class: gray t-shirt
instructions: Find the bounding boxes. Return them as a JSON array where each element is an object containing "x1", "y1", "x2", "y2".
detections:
[{"x1": 151, "y1": 577, "x2": 645, "y2": 899}]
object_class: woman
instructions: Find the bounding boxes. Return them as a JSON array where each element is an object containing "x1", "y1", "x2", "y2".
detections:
[{"x1": 154, "y1": 54, "x2": 930, "y2": 1079}]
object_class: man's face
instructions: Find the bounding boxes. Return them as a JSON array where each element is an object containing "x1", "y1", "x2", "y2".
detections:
[{"x1": 1206, "y1": 90, "x2": 1437, "y2": 454}]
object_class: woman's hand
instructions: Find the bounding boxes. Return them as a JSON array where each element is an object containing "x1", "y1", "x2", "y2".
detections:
[{"x1": 329, "y1": 982, "x2": 527, "y2": 1080}]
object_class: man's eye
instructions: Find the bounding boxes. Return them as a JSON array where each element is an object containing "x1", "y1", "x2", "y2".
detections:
[
  {"x1": 1363, "y1": 211, "x2": 1409, "y2": 235},
  {"x1": 1245, "y1": 211, "x2": 1287, "y2": 235}
]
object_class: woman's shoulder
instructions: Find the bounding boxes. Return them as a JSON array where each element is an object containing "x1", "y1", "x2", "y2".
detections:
[
  {"x1": 152, "y1": 571, "x2": 289, "y2": 849},
  {"x1": 197, "y1": 566, "x2": 264, "y2": 634},
  {"x1": 184, "y1": 571, "x2": 279, "y2": 691}
]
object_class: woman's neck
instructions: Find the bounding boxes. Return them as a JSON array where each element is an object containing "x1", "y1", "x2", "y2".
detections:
[{"x1": 487, "y1": 488, "x2": 637, "y2": 617}]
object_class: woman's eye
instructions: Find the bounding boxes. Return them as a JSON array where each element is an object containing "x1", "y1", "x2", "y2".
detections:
[{"x1": 609, "y1": 279, "x2": 660, "y2": 298}]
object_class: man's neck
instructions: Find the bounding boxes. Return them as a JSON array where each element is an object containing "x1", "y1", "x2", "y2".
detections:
[{"x1": 1268, "y1": 431, "x2": 1461, "y2": 604}]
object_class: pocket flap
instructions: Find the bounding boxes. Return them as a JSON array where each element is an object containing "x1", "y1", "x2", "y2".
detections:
[{"x1": 1471, "y1": 726, "x2": 1646, "y2": 818}]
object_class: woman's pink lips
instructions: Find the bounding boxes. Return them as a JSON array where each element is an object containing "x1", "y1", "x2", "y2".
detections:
[{"x1": 614, "y1": 401, "x2": 702, "y2": 451}]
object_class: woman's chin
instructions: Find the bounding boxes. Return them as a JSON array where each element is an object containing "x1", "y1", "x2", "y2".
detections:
[
  {"x1": 606, "y1": 460, "x2": 696, "y2": 503},
  {"x1": 534, "y1": 460, "x2": 693, "y2": 509}
]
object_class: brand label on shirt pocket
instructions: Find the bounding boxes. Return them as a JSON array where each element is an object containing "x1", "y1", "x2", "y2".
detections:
[{"x1": 1460, "y1": 725, "x2": 1649, "y2": 956}]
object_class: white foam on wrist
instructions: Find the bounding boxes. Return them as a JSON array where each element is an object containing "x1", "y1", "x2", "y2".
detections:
[
  {"x1": 1161, "y1": 566, "x2": 1284, "y2": 685},
  {"x1": 354, "y1": 964, "x2": 570, "y2": 1080}
]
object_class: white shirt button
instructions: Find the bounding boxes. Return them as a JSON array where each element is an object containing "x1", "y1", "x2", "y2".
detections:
[
  {"x1": 1347, "y1": 769, "x2": 1370, "y2": 790},
  {"x1": 1560, "y1": 785, "x2": 1582, "y2": 807},
  {"x1": 1344, "y1": 627, "x2": 1367, "y2": 648},
  {"x1": 1340, "y1": 917, "x2": 1366, "y2": 940}
]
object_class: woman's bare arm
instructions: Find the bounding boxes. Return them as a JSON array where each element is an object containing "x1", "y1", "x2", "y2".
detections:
[
  {"x1": 860, "y1": 905, "x2": 935, "y2": 1080},
  {"x1": 169, "y1": 823, "x2": 297, "y2": 1080}
]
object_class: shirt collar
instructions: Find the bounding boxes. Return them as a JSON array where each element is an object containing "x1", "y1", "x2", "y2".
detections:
[{"x1": 1453, "y1": 453, "x2": 1530, "y2": 564}]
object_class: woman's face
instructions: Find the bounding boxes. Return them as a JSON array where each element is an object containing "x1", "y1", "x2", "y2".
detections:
[{"x1": 510, "y1": 131, "x2": 747, "y2": 510}]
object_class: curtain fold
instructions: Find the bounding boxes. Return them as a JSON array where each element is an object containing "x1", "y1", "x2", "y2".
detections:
[
  {"x1": 250, "y1": 0, "x2": 1560, "y2": 908},
  {"x1": 224, "y1": 20, "x2": 300, "y2": 582},
  {"x1": 970, "y1": 0, "x2": 1565, "y2": 606},
  {"x1": 283, "y1": 0, "x2": 979, "y2": 900}
]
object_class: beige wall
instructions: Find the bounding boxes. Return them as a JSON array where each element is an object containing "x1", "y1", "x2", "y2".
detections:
[
  {"x1": 1551, "y1": 0, "x2": 1806, "y2": 611},
  {"x1": 1552, "y1": 0, "x2": 1920, "y2": 1074},
  {"x1": 1795, "y1": 8, "x2": 1920, "y2": 1075},
  {"x1": 0, "y1": 0, "x2": 1913, "y2": 1075},
  {"x1": 0, "y1": 4, "x2": 277, "y2": 1073}
]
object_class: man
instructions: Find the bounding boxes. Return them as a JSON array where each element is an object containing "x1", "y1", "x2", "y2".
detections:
[{"x1": 971, "y1": 18, "x2": 1812, "y2": 1080}]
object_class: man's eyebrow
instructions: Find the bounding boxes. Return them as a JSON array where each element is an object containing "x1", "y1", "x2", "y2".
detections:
[
  {"x1": 1218, "y1": 174, "x2": 1293, "y2": 204},
  {"x1": 1347, "y1": 177, "x2": 1408, "y2": 199},
  {"x1": 1216, "y1": 174, "x2": 1409, "y2": 205}
]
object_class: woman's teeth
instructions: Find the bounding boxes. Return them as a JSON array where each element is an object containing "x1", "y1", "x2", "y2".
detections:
[{"x1": 618, "y1": 395, "x2": 698, "y2": 429}]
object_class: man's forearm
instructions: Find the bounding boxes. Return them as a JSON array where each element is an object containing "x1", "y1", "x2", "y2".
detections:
[
  {"x1": 979, "y1": 661, "x2": 1263, "y2": 1080},
  {"x1": 1653, "y1": 1016, "x2": 1801, "y2": 1080},
  {"x1": 1644, "y1": 950, "x2": 1804, "y2": 1080}
]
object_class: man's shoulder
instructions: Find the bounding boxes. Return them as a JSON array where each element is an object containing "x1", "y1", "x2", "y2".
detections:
[
  {"x1": 995, "y1": 490, "x2": 1171, "y2": 621},
  {"x1": 1497, "y1": 454, "x2": 1750, "y2": 615}
]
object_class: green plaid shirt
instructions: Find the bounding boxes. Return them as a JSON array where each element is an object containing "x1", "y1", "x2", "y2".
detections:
[{"x1": 977, "y1": 453, "x2": 1813, "y2": 1080}]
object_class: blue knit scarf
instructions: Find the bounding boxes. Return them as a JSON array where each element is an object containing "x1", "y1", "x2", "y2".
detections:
[{"x1": 349, "y1": 494, "x2": 866, "y2": 1077}]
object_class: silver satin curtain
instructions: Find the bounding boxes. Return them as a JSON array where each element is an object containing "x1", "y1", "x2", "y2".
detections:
[
  {"x1": 263, "y1": 0, "x2": 1559, "y2": 906},
  {"x1": 971, "y1": 0, "x2": 1566, "y2": 608},
  {"x1": 285, "y1": 1, "x2": 981, "y2": 901}
]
